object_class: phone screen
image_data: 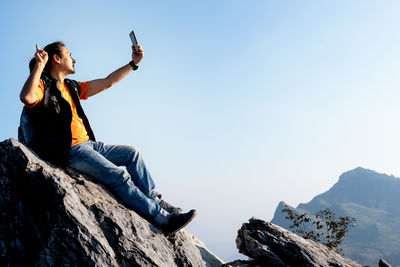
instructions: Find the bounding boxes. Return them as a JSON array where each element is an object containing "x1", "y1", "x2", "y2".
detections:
[{"x1": 129, "y1": 31, "x2": 139, "y2": 53}]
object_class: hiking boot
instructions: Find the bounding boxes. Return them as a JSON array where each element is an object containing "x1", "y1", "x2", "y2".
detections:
[
  {"x1": 159, "y1": 199, "x2": 183, "y2": 214},
  {"x1": 161, "y1": 209, "x2": 197, "y2": 237}
]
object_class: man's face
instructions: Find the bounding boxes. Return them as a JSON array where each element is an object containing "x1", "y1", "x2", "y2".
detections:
[{"x1": 59, "y1": 46, "x2": 76, "y2": 74}]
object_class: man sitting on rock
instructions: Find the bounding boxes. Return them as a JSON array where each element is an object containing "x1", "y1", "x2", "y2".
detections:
[{"x1": 18, "y1": 41, "x2": 197, "y2": 237}]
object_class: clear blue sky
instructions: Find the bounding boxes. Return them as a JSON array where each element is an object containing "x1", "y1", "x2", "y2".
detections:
[{"x1": 2, "y1": 0, "x2": 400, "y2": 261}]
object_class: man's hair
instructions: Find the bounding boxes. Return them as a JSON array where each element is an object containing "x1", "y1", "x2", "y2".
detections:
[{"x1": 29, "y1": 41, "x2": 65, "y2": 73}]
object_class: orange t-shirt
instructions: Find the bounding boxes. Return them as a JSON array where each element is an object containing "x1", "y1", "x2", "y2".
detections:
[{"x1": 27, "y1": 79, "x2": 91, "y2": 147}]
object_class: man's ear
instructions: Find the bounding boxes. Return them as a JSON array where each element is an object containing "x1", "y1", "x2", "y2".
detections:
[{"x1": 53, "y1": 54, "x2": 62, "y2": 64}]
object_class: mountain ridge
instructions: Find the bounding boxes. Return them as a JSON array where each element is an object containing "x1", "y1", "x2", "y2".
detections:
[{"x1": 271, "y1": 167, "x2": 400, "y2": 265}]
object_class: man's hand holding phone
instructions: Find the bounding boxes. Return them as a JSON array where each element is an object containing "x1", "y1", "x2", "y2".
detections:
[
  {"x1": 132, "y1": 44, "x2": 144, "y2": 66},
  {"x1": 130, "y1": 30, "x2": 143, "y2": 66}
]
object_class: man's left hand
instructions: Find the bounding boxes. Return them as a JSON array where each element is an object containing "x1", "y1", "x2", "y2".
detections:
[{"x1": 132, "y1": 44, "x2": 144, "y2": 66}]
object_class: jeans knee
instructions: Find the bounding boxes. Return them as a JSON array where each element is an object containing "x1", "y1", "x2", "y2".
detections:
[
  {"x1": 127, "y1": 145, "x2": 142, "y2": 160},
  {"x1": 108, "y1": 168, "x2": 131, "y2": 188}
]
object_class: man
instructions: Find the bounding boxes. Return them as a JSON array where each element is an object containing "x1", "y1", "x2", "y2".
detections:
[{"x1": 19, "y1": 41, "x2": 197, "y2": 236}]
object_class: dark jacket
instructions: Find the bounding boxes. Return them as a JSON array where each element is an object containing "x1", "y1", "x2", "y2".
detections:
[{"x1": 18, "y1": 73, "x2": 95, "y2": 167}]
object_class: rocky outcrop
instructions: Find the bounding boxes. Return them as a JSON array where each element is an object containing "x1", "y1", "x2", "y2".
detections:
[
  {"x1": 229, "y1": 217, "x2": 362, "y2": 267},
  {"x1": 0, "y1": 138, "x2": 224, "y2": 266}
]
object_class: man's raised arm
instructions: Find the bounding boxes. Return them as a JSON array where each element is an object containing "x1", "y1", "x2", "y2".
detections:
[
  {"x1": 20, "y1": 45, "x2": 48, "y2": 105},
  {"x1": 87, "y1": 44, "x2": 144, "y2": 97}
]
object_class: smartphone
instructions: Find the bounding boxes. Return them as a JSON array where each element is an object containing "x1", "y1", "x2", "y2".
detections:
[{"x1": 129, "y1": 30, "x2": 139, "y2": 53}]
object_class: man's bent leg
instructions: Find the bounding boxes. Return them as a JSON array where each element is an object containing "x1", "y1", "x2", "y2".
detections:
[
  {"x1": 91, "y1": 142, "x2": 160, "y2": 199},
  {"x1": 70, "y1": 141, "x2": 198, "y2": 235},
  {"x1": 69, "y1": 141, "x2": 162, "y2": 218},
  {"x1": 94, "y1": 143, "x2": 184, "y2": 214}
]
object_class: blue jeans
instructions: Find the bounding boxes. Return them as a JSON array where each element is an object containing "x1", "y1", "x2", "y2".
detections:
[{"x1": 69, "y1": 141, "x2": 161, "y2": 218}]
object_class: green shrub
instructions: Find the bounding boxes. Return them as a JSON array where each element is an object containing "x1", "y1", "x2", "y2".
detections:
[{"x1": 282, "y1": 205, "x2": 356, "y2": 254}]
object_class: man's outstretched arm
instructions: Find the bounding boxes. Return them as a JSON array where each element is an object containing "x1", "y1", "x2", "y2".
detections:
[{"x1": 87, "y1": 44, "x2": 144, "y2": 97}]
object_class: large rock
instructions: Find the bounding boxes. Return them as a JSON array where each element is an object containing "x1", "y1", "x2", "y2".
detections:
[
  {"x1": 233, "y1": 218, "x2": 362, "y2": 267},
  {"x1": 0, "y1": 138, "x2": 224, "y2": 266}
]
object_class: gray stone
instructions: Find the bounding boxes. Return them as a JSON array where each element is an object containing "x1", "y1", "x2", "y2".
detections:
[
  {"x1": 0, "y1": 138, "x2": 224, "y2": 267},
  {"x1": 236, "y1": 217, "x2": 362, "y2": 267},
  {"x1": 378, "y1": 258, "x2": 392, "y2": 267}
]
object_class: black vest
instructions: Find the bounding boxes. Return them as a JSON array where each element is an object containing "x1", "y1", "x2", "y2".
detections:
[{"x1": 18, "y1": 73, "x2": 95, "y2": 167}]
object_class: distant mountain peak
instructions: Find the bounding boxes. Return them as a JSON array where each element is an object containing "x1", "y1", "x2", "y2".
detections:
[
  {"x1": 342, "y1": 166, "x2": 376, "y2": 176},
  {"x1": 271, "y1": 166, "x2": 400, "y2": 265},
  {"x1": 338, "y1": 167, "x2": 398, "y2": 184}
]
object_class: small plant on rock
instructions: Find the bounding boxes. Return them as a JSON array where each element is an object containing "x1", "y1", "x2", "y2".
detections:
[{"x1": 282, "y1": 205, "x2": 356, "y2": 254}]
